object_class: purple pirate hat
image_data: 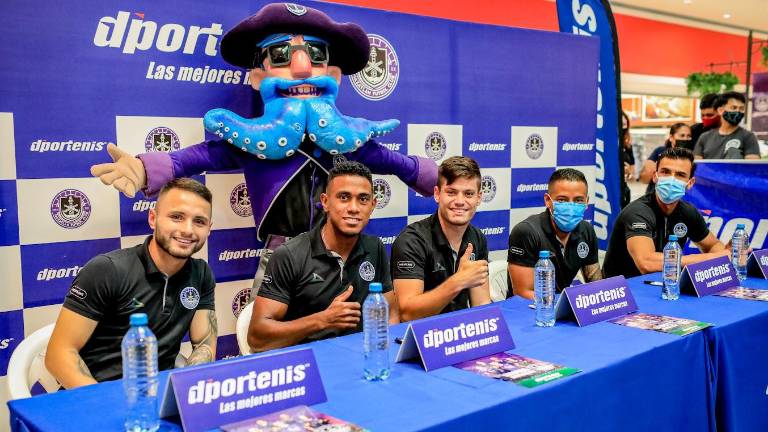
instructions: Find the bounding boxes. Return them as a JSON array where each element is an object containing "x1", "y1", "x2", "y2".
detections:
[{"x1": 220, "y1": 3, "x2": 371, "y2": 75}]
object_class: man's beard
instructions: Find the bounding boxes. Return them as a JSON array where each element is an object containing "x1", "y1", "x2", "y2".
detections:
[{"x1": 154, "y1": 231, "x2": 203, "y2": 259}]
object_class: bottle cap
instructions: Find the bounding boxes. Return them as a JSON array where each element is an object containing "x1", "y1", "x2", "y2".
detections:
[
  {"x1": 736, "y1": 223, "x2": 745, "y2": 229},
  {"x1": 539, "y1": 250, "x2": 550, "y2": 259},
  {"x1": 129, "y1": 313, "x2": 148, "y2": 326},
  {"x1": 369, "y1": 282, "x2": 382, "y2": 293},
  {"x1": 669, "y1": 235, "x2": 678, "y2": 241}
]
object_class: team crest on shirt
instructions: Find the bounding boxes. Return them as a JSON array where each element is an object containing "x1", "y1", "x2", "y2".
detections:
[
  {"x1": 144, "y1": 127, "x2": 181, "y2": 153},
  {"x1": 577, "y1": 242, "x2": 589, "y2": 259},
  {"x1": 180, "y1": 286, "x2": 200, "y2": 309},
  {"x1": 231, "y1": 288, "x2": 251, "y2": 318},
  {"x1": 359, "y1": 261, "x2": 375, "y2": 282},
  {"x1": 51, "y1": 189, "x2": 91, "y2": 229},
  {"x1": 673, "y1": 223, "x2": 688, "y2": 238}
]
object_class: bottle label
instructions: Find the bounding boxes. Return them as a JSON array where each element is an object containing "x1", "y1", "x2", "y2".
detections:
[
  {"x1": 679, "y1": 255, "x2": 739, "y2": 297},
  {"x1": 394, "y1": 306, "x2": 515, "y2": 372},
  {"x1": 556, "y1": 276, "x2": 638, "y2": 327}
]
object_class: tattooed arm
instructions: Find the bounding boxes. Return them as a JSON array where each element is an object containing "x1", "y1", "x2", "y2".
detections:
[
  {"x1": 581, "y1": 263, "x2": 603, "y2": 283},
  {"x1": 46, "y1": 308, "x2": 99, "y2": 389},
  {"x1": 185, "y1": 309, "x2": 218, "y2": 366}
]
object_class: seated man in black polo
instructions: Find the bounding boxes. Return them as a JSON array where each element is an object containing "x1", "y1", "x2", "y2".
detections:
[
  {"x1": 603, "y1": 147, "x2": 729, "y2": 278},
  {"x1": 391, "y1": 156, "x2": 491, "y2": 321},
  {"x1": 47, "y1": 178, "x2": 217, "y2": 389},
  {"x1": 508, "y1": 168, "x2": 601, "y2": 299},
  {"x1": 248, "y1": 161, "x2": 397, "y2": 352}
]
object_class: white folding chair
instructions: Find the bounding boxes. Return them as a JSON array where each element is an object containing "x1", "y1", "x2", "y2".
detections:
[
  {"x1": 236, "y1": 301, "x2": 254, "y2": 355},
  {"x1": 6, "y1": 324, "x2": 60, "y2": 400},
  {"x1": 489, "y1": 260, "x2": 512, "y2": 302}
]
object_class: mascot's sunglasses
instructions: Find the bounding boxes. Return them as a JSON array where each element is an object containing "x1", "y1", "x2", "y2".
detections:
[{"x1": 257, "y1": 41, "x2": 329, "y2": 68}]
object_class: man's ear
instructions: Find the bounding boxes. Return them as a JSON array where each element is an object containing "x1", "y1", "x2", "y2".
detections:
[
  {"x1": 327, "y1": 66, "x2": 342, "y2": 85},
  {"x1": 249, "y1": 68, "x2": 267, "y2": 91},
  {"x1": 148, "y1": 208, "x2": 156, "y2": 230},
  {"x1": 687, "y1": 177, "x2": 696, "y2": 190}
]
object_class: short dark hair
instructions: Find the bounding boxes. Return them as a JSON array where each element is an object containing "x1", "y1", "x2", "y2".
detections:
[
  {"x1": 699, "y1": 93, "x2": 719, "y2": 110},
  {"x1": 437, "y1": 156, "x2": 481, "y2": 188},
  {"x1": 548, "y1": 168, "x2": 588, "y2": 194},
  {"x1": 158, "y1": 177, "x2": 213, "y2": 205},
  {"x1": 715, "y1": 91, "x2": 746, "y2": 109},
  {"x1": 327, "y1": 160, "x2": 373, "y2": 190},
  {"x1": 665, "y1": 122, "x2": 691, "y2": 147},
  {"x1": 656, "y1": 147, "x2": 696, "y2": 178}
]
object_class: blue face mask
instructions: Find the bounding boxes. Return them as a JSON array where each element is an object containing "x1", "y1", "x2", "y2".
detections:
[
  {"x1": 655, "y1": 176, "x2": 688, "y2": 204},
  {"x1": 551, "y1": 201, "x2": 587, "y2": 232}
]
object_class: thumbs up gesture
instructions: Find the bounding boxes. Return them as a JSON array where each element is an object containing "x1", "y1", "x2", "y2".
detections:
[
  {"x1": 320, "y1": 286, "x2": 361, "y2": 330},
  {"x1": 90, "y1": 144, "x2": 147, "y2": 198},
  {"x1": 454, "y1": 243, "x2": 489, "y2": 290}
]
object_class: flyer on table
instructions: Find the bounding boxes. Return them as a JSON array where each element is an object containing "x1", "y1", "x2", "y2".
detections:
[
  {"x1": 454, "y1": 352, "x2": 580, "y2": 388},
  {"x1": 610, "y1": 312, "x2": 712, "y2": 336}
]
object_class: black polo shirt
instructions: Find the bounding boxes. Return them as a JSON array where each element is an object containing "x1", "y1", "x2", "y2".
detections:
[
  {"x1": 603, "y1": 193, "x2": 709, "y2": 278},
  {"x1": 258, "y1": 225, "x2": 393, "y2": 342},
  {"x1": 390, "y1": 213, "x2": 489, "y2": 314},
  {"x1": 63, "y1": 236, "x2": 215, "y2": 382},
  {"x1": 507, "y1": 210, "x2": 599, "y2": 292}
]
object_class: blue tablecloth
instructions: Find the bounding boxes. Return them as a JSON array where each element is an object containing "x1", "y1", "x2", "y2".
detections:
[{"x1": 8, "y1": 275, "x2": 768, "y2": 431}]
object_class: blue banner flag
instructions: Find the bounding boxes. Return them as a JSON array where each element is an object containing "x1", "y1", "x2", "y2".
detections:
[{"x1": 555, "y1": 0, "x2": 623, "y2": 250}]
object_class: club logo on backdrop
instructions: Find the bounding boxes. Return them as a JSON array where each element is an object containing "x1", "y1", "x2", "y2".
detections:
[
  {"x1": 50, "y1": 189, "x2": 91, "y2": 229},
  {"x1": 231, "y1": 287, "x2": 251, "y2": 318},
  {"x1": 180, "y1": 286, "x2": 200, "y2": 309},
  {"x1": 480, "y1": 175, "x2": 496, "y2": 203},
  {"x1": 673, "y1": 222, "x2": 688, "y2": 238},
  {"x1": 577, "y1": 242, "x2": 589, "y2": 259},
  {"x1": 144, "y1": 127, "x2": 181, "y2": 153},
  {"x1": 350, "y1": 34, "x2": 399, "y2": 101},
  {"x1": 373, "y1": 178, "x2": 391, "y2": 209},
  {"x1": 525, "y1": 133, "x2": 544, "y2": 159},
  {"x1": 755, "y1": 95, "x2": 768, "y2": 112},
  {"x1": 425, "y1": 132, "x2": 447, "y2": 160},
  {"x1": 359, "y1": 260, "x2": 376, "y2": 282},
  {"x1": 229, "y1": 183, "x2": 252, "y2": 217},
  {"x1": 285, "y1": 3, "x2": 307, "y2": 16}
]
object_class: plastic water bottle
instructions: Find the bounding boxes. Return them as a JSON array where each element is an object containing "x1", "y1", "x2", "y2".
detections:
[
  {"x1": 363, "y1": 282, "x2": 390, "y2": 381},
  {"x1": 122, "y1": 313, "x2": 159, "y2": 432},
  {"x1": 732, "y1": 223, "x2": 749, "y2": 281},
  {"x1": 663, "y1": 235, "x2": 682, "y2": 300},
  {"x1": 534, "y1": 250, "x2": 556, "y2": 327}
]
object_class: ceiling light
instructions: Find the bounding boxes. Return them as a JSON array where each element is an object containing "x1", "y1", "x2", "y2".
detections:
[
  {"x1": 723, "y1": 13, "x2": 732, "y2": 19},
  {"x1": 683, "y1": 0, "x2": 692, "y2": 4}
]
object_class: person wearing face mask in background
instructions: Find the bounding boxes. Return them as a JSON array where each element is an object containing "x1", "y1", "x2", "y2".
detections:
[
  {"x1": 689, "y1": 93, "x2": 720, "y2": 150},
  {"x1": 620, "y1": 111, "x2": 635, "y2": 208},
  {"x1": 507, "y1": 169, "x2": 601, "y2": 300},
  {"x1": 639, "y1": 123, "x2": 692, "y2": 194},
  {"x1": 694, "y1": 92, "x2": 761, "y2": 159},
  {"x1": 603, "y1": 148, "x2": 730, "y2": 278}
]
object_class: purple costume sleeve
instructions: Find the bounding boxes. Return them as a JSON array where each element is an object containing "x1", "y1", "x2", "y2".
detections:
[
  {"x1": 137, "y1": 140, "x2": 241, "y2": 196},
  {"x1": 348, "y1": 141, "x2": 437, "y2": 196}
]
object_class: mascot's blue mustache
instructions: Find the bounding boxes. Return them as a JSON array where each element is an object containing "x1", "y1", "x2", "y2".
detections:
[{"x1": 204, "y1": 75, "x2": 399, "y2": 160}]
